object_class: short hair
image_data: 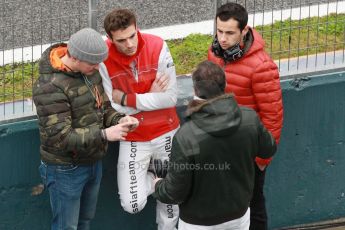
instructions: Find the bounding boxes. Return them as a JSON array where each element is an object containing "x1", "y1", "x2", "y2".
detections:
[
  {"x1": 104, "y1": 9, "x2": 137, "y2": 39},
  {"x1": 192, "y1": 61, "x2": 226, "y2": 99},
  {"x1": 216, "y1": 2, "x2": 248, "y2": 31}
]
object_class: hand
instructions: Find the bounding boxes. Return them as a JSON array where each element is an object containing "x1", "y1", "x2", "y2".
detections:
[
  {"x1": 112, "y1": 89, "x2": 124, "y2": 104},
  {"x1": 118, "y1": 115, "x2": 139, "y2": 131},
  {"x1": 150, "y1": 177, "x2": 162, "y2": 195},
  {"x1": 104, "y1": 122, "x2": 132, "y2": 141},
  {"x1": 256, "y1": 162, "x2": 266, "y2": 171},
  {"x1": 150, "y1": 72, "x2": 169, "y2": 92},
  {"x1": 153, "y1": 177, "x2": 162, "y2": 185}
]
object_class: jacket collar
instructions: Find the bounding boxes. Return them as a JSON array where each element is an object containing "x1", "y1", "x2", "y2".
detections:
[
  {"x1": 243, "y1": 27, "x2": 265, "y2": 57},
  {"x1": 186, "y1": 93, "x2": 242, "y2": 137},
  {"x1": 39, "y1": 43, "x2": 82, "y2": 78},
  {"x1": 186, "y1": 94, "x2": 233, "y2": 116}
]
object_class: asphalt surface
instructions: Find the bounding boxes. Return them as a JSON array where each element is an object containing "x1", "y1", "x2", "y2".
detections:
[{"x1": 0, "y1": 0, "x2": 338, "y2": 50}]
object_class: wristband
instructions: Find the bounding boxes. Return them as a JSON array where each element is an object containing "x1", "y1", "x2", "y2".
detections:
[{"x1": 120, "y1": 93, "x2": 127, "y2": 106}]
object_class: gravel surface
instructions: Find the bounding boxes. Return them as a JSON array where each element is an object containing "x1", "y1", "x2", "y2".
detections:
[{"x1": 0, "y1": 0, "x2": 338, "y2": 49}]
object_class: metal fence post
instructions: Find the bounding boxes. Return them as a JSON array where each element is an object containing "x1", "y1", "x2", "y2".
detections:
[
  {"x1": 214, "y1": 0, "x2": 222, "y2": 35},
  {"x1": 88, "y1": 0, "x2": 98, "y2": 30}
]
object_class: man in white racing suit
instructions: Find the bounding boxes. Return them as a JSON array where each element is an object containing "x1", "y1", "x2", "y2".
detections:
[{"x1": 100, "y1": 8, "x2": 180, "y2": 230}]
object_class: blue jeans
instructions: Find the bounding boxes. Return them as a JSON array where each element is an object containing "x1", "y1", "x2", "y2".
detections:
[{"x1": 39, "y1": 160, "x2": 102, "y2": 230}]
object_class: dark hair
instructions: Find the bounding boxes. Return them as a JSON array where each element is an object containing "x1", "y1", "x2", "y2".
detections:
[
  {"x1": 192, "y1": 61, "x2": 226, "y2": 99},
  {"x1": 104, "y1": 9, "x2": 137, "y2": 39},
  {"x1": 216, "y1": 2, "x2": 248, "y2": 31}
]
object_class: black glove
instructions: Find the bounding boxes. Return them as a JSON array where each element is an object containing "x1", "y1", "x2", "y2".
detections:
[{"x1": 148, "y1": 158, "x2": 168, "y2": 178}]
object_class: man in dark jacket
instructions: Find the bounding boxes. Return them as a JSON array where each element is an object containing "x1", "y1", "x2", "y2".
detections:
[
  {"x1": 32, "y1": 28, "x2": 138, "y2": 230},
  {"x1": 153, "y1": 61, "x2": 277, "y2": 229}
]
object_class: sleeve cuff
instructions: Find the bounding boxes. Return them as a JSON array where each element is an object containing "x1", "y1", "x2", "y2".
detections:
[
  {"x1": 126, "y1": 93, "x2": 136, "y2": 108},
  {"x1": 255, "y1": 156, "x2": 272, "y2": 166},
  {"x1": 100, "y1": 129, "x2": 107, "y2": 144},
  {"x1": 111, "y1": 113, "x2": 126, "y2": 125}
]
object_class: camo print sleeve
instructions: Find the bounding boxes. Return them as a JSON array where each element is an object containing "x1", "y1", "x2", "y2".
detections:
[
  {"x1": 101, "y1": 90, "x2": 126, "y2": 127},
  {"x1": 33, "y1": 74, "x2": 107, "y2": 158}
]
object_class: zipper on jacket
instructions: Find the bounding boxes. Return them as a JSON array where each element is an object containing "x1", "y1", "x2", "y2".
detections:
[{"x1": 130, "y1": 59, "x2": 139, "y2": 81}]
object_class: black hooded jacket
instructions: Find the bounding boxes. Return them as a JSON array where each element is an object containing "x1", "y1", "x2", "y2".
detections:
[{"x1": 154, "y1": 94, "x2": 276, "y2": 226}]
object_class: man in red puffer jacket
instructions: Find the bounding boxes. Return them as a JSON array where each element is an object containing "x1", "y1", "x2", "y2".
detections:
[{"x1": 208, "y1": 2, "x2": 284, "y2": 230}]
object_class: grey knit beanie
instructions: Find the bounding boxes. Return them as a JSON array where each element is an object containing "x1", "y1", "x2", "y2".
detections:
[{"x1": 67, "y1": 28, "x2": 108, "y2": 64}]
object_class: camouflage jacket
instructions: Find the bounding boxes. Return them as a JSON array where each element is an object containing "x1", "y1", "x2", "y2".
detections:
[{"x1": 33, "y1": 43, "x2": 125, "y2": 165}]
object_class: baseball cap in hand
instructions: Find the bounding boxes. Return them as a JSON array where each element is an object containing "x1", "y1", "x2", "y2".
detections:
[{"x1": 67, "y1": 28, "x2": 108, "y2": 64}]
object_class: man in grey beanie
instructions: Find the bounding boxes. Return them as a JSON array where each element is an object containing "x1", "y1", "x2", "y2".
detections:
[{"x1": 33, "y1": 27, "x2": 139, "y2": 230}]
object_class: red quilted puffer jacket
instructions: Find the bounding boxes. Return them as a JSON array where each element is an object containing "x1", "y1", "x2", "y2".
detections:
[{"x1": 208, "y1": 28, "x2": 283, "y2": 165}]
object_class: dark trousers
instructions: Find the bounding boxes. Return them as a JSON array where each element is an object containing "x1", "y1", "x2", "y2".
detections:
[{"x1": 249, "y1": 164, "x2": 267, "y2": 230}]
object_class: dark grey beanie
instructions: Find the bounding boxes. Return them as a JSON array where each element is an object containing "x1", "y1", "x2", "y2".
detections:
[{"x1": 67, "y1": 28, "x2": 108, "y2": 64}]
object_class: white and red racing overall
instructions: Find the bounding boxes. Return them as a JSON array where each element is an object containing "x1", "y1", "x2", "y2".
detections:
[{"x1": 100, "y1": 31, "x2": 179, "y2": 230}]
